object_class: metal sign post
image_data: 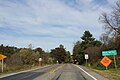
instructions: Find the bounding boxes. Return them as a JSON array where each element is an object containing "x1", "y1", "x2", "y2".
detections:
[
  {"x1": 57, "y1": 61, "x2": 58, "y2": 64},
  {"x1": 39, "y1": 58, "x2": 42, "y2": 66},
  {"x1": 0, "y1": 54, "x2": 7, "y2": 72},
  {"x1": 113, "y1": 55, "x2": 117, "y2": 69},
  {"x1": 106, "y1": 67, "x2": 108, "y2": 70},
  {"x1": 86, "y1": 59, "x2": 87, "y2": 66},
  {"x1": 85, "y1": 54, "x2": 88, "y2": 66},
  {"x1": 2, "y1": 59, "x2": 3, "y2": 72}
]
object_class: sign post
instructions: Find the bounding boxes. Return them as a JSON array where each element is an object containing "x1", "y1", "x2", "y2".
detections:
[
  {"x1": 113, "y1": 55, "x2": 117, "y2": 69},
  {"x1": 0, "y1": 54, "x2": 7, "y2": 72},
  {"x1": 57, "y1": 60, "x2": 58, "y2": 64},
  {"x1": 85, "y1": 54, "x2": 88, "y2": 66},
  {"x1": 2, "y1": 59, "x2": 3, "y2": 72},
  {"x1": 102, "y1": 50, "x2": 117, "y2": 69},
  {"x1": 39, "y1": 58, "x2": 42, "y2": 66}
]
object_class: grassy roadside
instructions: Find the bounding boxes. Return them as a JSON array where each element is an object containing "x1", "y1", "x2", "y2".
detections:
[
  {"x1": 85, "y1": 66, "x2": 120, "y2": 80},
  {"x1": 92, "y1": 68, "x2": 120, "y2": 80}
]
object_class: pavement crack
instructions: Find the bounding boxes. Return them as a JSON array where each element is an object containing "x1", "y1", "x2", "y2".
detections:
[
  {"x1": 56, "y1": 73, "x2": 62, "y2": 80},
  {"x1": 78, "y1": 71, "x2": 87, "y2": 80},
  {"x1": 51, "y1": 72, "x2": 62, "y2": 80}
]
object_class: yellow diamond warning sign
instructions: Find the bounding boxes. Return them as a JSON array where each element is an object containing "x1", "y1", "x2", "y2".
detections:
[
  {"x1": 100, "y1": 56, "x2": 112, "y2": 67},
  {"x1": 0, "y1": 54, "x2": 7, "y2": 60}
]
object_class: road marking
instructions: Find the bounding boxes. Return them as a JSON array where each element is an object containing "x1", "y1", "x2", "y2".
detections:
[
  {"x1": 74, "y1": 65, "x2": 98, "y2": 80},
  {"x1": 49, "y1": 64, "x2": 64, "y2": 74}
]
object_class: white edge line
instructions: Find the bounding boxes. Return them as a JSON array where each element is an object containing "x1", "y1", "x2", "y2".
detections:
[
  {"x1": 74, "y1": 65, "x2": 98, "y2": 80},
  {"x1": 0, "y1": 65, "x2": 50, "y2": 78}
]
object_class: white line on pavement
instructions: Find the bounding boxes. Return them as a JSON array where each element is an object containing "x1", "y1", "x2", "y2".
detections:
[
  {"x1": 0, "y1": 65, "x2": 50, "y2": 78},
  {"x1": 74, "y1": 65, "x2": 98, "y2": 80}
]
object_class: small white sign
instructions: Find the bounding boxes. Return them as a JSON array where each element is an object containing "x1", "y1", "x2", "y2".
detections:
[
  {"x1": 85, "y1": 54, "x2": 88, "y2": 59},
  {"x1": 39, "y1": 58, "x2": 42, "y2": 61}
]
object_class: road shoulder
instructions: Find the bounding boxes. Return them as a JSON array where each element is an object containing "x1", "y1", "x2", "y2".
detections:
[
  {"x1": 0, "y1": 65, "x2": 50, "y2": 78},
  {"x1": 74, "y1": 65, "x2": 109, "y2": 80}
]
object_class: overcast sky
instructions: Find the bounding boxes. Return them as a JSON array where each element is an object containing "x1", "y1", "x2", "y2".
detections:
[{"x1": 0, "y1": 0, "x2": 117, "y2": 53}]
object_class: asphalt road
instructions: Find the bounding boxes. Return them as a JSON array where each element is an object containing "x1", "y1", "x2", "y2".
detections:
[{"x1": 0, "y1": 64, "x2": 109, "y2": 80}]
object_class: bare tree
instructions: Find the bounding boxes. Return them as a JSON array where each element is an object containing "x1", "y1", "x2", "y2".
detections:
[
  {"x1": 100, "y1": 1, "x2": 120, "y2": 35},
  {"x1": 100, "y1": 33, "x2": 109, "y2": 44},
  {"x1": 28, "y1": 43, "x2": 33, "y2": 49},
  {"x1": 84, "y1": 47, "x2": 101, "y2": 62}
]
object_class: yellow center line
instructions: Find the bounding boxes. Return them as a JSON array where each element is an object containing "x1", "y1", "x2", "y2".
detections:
[{"x1": 49, "y1": 64, "x2": 64, "y2": 74}]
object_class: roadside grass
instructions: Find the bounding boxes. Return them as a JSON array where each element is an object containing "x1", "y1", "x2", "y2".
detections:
[
  {"x1": 0, "y1": 63, "x2": 51, "y2": 76},
  {"x1": 0, "y1": 64, "x2": 40, "y2": 75},
  {"x1": 84, "y1": 64, "x2": 120, "y2": 80},
  {"x1": 81, "y1": 60, "x2": 120, "y2": 80},
  {"x1": 92, "y1": 68, "x2": 120, "y2": 80}
]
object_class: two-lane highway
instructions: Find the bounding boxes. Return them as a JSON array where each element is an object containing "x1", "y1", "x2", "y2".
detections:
[
  {"x1": 0, "y1": 64, "x2": 109, "y2": 80},
  {"x1": 0, "y1": 64, "x2": 61, "y2": 80}
]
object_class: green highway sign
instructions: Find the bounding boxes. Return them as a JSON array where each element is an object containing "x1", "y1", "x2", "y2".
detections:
[{"x1": 102, "y1": 50, "x2": 117, "y2": 56}]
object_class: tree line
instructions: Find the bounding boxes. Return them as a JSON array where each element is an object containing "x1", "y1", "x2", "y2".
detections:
[
  {"x1": 0, "y1": 44, "x2": 71, "y2": 72},
  {"x1": 73, "y1": 1, "x2": 120, "y2": 69}
]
